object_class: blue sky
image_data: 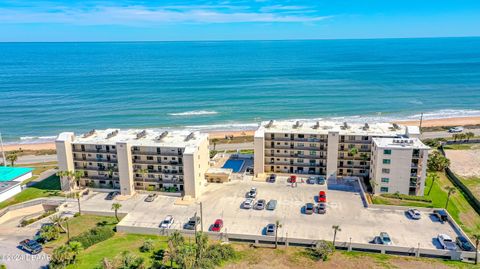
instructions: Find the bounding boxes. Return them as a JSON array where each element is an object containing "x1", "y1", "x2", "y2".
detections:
[{"x1": 0, "y1": 0, "x2": 479, "y2": 41}]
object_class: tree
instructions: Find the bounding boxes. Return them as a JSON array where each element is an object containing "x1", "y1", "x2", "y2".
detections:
[
  {"x1": 274, "y1": 220, "x2": 282, "y2": 249},
  {"x1": 427, "y1": 173, "x2": 439, "y2": 195},
  {"x1": 68, "y1": 241, "x2": 83, "y2": 264},
  {"x1": 308, "y1": 240, "x2": 334, "y2": 261},
  {"x1": 427, "y1": 151, "x2": 450, "y2": 172},
  {"x1": 465, "y1": 132, "x2": 475, "y2": 142},
  {"x1": 56, "y1": 170, "x2": 85, "y2": 191},
  {"x1": 195, "y1": 232, "x2": 209, "y2": 265},
  {"x1": 212, "y1": 138, "x2": 219, "y2": 151},
  {"x1": 73, "y1": 192, "x2": 82, "y2": 216},
  {"x1": 6, "y1": 151, "x2": 18, "y2": 167},
  {"x1": 445, "y1": 186, "x2": 456, "y2": 210},
  {"x1": 165, "y1": 231, "x2": 185, "y2": 268},
  {"x1": 140, "y1": 239, "x2": 154, "y2": 253},
  {"x1": 473, "y1": 234, "x2": 480, "y2": 265},
  {"x1": 348, "y1": 147, "x2": 358, "y2": 176},
  {"x1": 40, "y1": 224, "x2": 61, "y2": 241},
  {"x1": 452, "y1": 133, "x2": 459, "y2": 141},
  {"x1": 50, "y1": 215, "x2": 67, "y2": 234},
  {"x1": 177, "y1": 244, "x2": 196, "y2": 269},
  {"x1": 331, "y1": 225, "x2": 341, "y2": 248},
  {"x1": 138, "y1": 168, "x2": 148, "y2": 191},
  {"x1": 111, "y1": 203, "x2": 122, "y2": 222}
]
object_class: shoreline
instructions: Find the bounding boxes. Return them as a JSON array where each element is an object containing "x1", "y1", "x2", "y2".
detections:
[{"x1": 3, "y1": 116, "x2": 480, "y2": 152}]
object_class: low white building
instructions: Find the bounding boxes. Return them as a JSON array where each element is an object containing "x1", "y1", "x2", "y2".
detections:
[{"x1": 0, "y1": 167, "x2": 33, "y2": 202}]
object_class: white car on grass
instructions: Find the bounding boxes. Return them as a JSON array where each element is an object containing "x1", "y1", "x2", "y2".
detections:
[{"x1": 160, "y1": 215, "x2": 175, "y2": 228}]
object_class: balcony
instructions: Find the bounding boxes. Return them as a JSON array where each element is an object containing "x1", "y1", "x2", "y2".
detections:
[
  {"x1": 72, "y1": 148, "x2": 117, "y2": 154},
  {"x1": 75, "y1": 166, "x2": 118, "y2": 172},
  {"x1": 73, "y1": 157, "x2": 118, "y2": 163},
  {"x1": 265, "y1": 137, "x2": 327, "y2": 143},
  {"x1": 131, "y1": 150, "x2": 182, "y2": 156}
]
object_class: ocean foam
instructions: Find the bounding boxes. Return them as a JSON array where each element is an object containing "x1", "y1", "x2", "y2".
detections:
[{"x1": 168, "y1": 110, "x2": 218, "y2": 116}]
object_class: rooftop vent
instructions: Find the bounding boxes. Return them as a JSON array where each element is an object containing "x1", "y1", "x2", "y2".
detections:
[
  {"x1": 185, "y1": 132, "x2": 195, "y2": 141},
  {"x1": 136, "y1": 130, "x2": 147, "y2": 139},
  {"x1": 156, "y1": 131, "x2": 169, "y2": 141},
  {"x1": 392, "y1": 123, "x2": 400, "y2": 130},
  {"x1": 341, "y1": 122, "x2": 349, "y2": 130},
  {"x1": 106, "y1": 130, "x2": 119, "y2": 139},
  {"x1": 83, "y1": 129, "x2": 96, "y2": 138},
  {"x1": 312, "y1": 121, "x2": 320, "y2": 129},
  {"x1": 265, "y1": 120, "x2": 274, "y2": 128},
  {"x1": 293, "y1": 121, "x2": 303, "y2": 129},
  {"x1": 363, "y1": 123, "x2": 370, "y2": 130}
]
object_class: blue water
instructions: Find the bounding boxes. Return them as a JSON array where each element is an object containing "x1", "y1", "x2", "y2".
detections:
[
  {"x1": 223, "y1": 160, "x2": 245, "y2": 173},
  {"x1": 1, "y1": 38, "x2": 480, "y2": 143}
]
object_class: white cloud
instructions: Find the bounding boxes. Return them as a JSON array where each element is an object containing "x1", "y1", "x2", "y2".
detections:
[{"x1": 0, "y1": 4, "x2": 330, "y2": 25}]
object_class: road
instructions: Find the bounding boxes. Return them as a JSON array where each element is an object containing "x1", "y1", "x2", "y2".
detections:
[
  {"x1": 16, "y1": 155, "x2": 57, "y2": 165},
  {"x1": 420, "y1": 129, "x2": 480, "y2": 139}
]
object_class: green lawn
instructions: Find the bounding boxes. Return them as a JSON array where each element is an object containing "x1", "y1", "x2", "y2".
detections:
[
  {"x1": 442, "y1": 144, "x2": 480, "y2": 150},
  {"x1": 68, "y1": 233, "x2": 169, "y2": 269},
  {"x1": 458, "y1": 176, "x2": 480, "y2": 201},
  {"x1": 372, "y1": 172, "x2": 480, "y2": 238},
  {"x1": 0, "y1": 175, "x2": 62, "y2": 210},
  {"x1": 44, "y1": 215, "x2": 118, "y2": 250},
  {"x1": 20, "y1": 161, "x2": 58, "y2": 185}
]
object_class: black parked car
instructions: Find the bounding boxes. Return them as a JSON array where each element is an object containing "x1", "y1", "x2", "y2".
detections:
[
  {"x1": 456, "y1": 236, "x2": 474, "y2": 251},
  {"x1": 432, "y1": 209, "x2": 448, "y2": 223},
  {"x1": 184, "y1": 216, "x2": 201, "y2": 230},
  {"x1": 105, "y1": 191, "x2": 119, "y2": 200},
  {"x1": 19, "y1": 239, "x2": 43, "y2": 254}
]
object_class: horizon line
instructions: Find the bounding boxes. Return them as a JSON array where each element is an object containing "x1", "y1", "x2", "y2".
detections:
[{"x1": 1, "y1": 35, "x2": 479, "y2": 43}]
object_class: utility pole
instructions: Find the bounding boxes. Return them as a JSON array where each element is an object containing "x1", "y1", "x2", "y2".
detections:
[
  {"x1": 194, "y1": 212, "x2": 198, "y2": 243},
  {"x1": 200, "y1": 202, "x2": 203, "y2": 232},
  {"x1": 419, "y1": 112, "x2": 424, "y2": 134},
  {"x1": 0, "y1": 133, "x2": 6, "y2": 167}
]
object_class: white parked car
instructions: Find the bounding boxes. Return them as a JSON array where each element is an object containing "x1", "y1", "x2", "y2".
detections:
[
  {"x1": 243, "y1": 198, "x2": 254, "y2": 209},
  {"x1": 437, "y1": 234, "x2": 457, "y2": 250},
  {"x1": 406, "y1": 209, "x2": 421, "y2": 220},
  {"x1": 448, "y1": 126, "x2": 464, "y2": 133},
  {"x1": 160, "y1": 215, "x2": 175, "y2": 228}
]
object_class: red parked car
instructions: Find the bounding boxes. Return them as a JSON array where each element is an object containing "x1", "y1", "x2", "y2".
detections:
[
  {"x1": 288, "y1": 175, "x2": 297, "y2": 183},
  {"x1": 211, "y1": 219, "x2": 223, "y2": 232},
  {"x1": 319, "y1": 191, "x2": 326, "y2": 203}
]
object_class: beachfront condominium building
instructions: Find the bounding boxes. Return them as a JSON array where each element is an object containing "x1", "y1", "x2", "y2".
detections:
[
  {"x1": 56, "y1": 129, "x2": 210, "y2": 198},
  {"x1": 254, "y1": 120, "x2": 429, "y2": 196}
]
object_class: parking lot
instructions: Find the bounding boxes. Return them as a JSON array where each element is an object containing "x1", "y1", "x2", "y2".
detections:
[{"x1": 79, "y1": 175, "x2": 461, "y2": 250}]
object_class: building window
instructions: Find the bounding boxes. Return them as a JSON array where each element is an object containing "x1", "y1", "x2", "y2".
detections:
[
  {"x1": 380, "y1": 187, "x2": 389, "y2": 193},
  {"x1": 381, "y1": 178, "x2": 390, "y2": 183},
  {"x1": 382, "y1": 168, "x2": 390, "y2": 174},
  {"x1": 310, "y1": 151, "x2": 315, "y2": 156},
  {"x1": 147, "y1": 156, "x2": 154, "y2": 160},
  {"x1": 383, "y1": 159, "x2": 391, "y2": 164},
  {"x1": 384, "y1": 149, "x2": 392, "y2": 155}
]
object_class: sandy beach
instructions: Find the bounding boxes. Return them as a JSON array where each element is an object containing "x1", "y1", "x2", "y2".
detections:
[{"x1": 4, "y1": 116, "x2": 480, "y2": 152}]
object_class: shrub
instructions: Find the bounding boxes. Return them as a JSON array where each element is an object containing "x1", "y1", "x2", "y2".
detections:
[
  {"x1": 380, "y1": 193, "x2": 432, "y2": 203},
  {"x1": 202, "y1": 244, "x2": 237, "y2": 267},
  {"x1": 20, "y1": 211, "x2": 55, "y2": 227},
  {"x1": 69, "y1": 226, "x2": 114, "y2": 249},
  {"x1": 140, "y1": 239, "x2": 154, "y2": 253},
  {"x1": 73, "y1": 212, "x2": 81, "y2": 218},
  {"x1": 40, "y1": 224, "x2": 61, "y2": 242},
  {"x1": 305, "y1": 241, "x2": 334, "y2": 261}
]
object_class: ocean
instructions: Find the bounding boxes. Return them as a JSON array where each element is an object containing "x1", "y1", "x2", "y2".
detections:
[{"x1": 1, "y1": 37, "x2": 480, "y2": 143}]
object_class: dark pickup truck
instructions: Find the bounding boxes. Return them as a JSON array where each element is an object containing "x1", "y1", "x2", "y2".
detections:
[{"x1": 19, "y1": 239, "x2": 43, "y2": 254}]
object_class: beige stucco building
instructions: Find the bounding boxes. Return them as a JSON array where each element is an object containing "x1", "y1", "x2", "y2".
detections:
[
  {"x1": 254, "y1": 120, "x2": 429, "y2": 196},
  {"x1": 56, "y1": 129, "x2": 210, "y2": 198}
]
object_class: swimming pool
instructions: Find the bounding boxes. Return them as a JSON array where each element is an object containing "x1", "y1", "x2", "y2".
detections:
[{"x1": 222, "y1": 159, "x2": 245, "y2": 173}]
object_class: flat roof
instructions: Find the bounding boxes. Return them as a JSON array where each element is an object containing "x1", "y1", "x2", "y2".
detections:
[
  {"x1": 256, "y1": 120, "x2": 409, "y2": 137},
  {"x1": 58, "y1": 128, "x2": 208, "y2": 149},
  {"x1": 0, "y1": 180, "x2": 21, "y2": 193},
  {"x1": 372, "y1": 137, "x2": 430, "y2": 149},
  {"x1": 0, "y1": 167, "x2": 33, "y2": 182}
]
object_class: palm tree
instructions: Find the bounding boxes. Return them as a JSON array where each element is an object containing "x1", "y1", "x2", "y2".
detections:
[
  {"x1": 50, "y1": 215, "x2": 69, "y2": 239},
  {"x1": 68, "y1": 241, "x2": 83, "y2": 263},
  {"x1": 73, "y1": 192, "x2": 82, "y2": 216},
  {"x1": 348, "y1": 147, "x2": 358, "y2": 176},
  {"x1": 195, "y1": 232, "x2": 208, "y2": 266},
  {"x1": 332, "y1": 225, "x2": 341, "y2": 248},
  {"x1": 167, "y1": 231, "x2": 185, "y2": 268},
  {"x1": 212, "y1": 138, "x2": 219, "y2": 151},
  {"x1": 111, "y1": 203, "x2": 122, "y2": 222},
  {"x1": 6, "y1": 151, "x2": 18, "y2": 167},
  {"x1": 445, "y1": 186, "x2": 456, "y2": 210},
  {"x1": 138, "y1": 168, "x2": 148, "y2": 191},
  {"x1": 473, "y1": 234, "x2": 480, "y2": 265},
  {"x1": 274, "y1": 220, "x2": 283, "y2": 249},
  {"x1": 427, "y1": 173, "x2": 439, "y2": 195},
  {"x1": 56, "y1": 170, "x2": 84, "y2": 191},
  {"x1": 452, "y1": 133, "x2": 458, "y2": 141},
  {"x1": 465, "y1": 132, "x2": 474, "y2": 142}
]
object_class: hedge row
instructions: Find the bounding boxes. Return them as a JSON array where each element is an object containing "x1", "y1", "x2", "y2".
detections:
[
  {"x1": 69, "y1": 226, "x2": 114, "y2": 248},
  {"x1": 380, "y1": 193, "x2": 432, "y2": 203}
]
